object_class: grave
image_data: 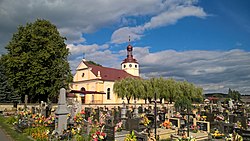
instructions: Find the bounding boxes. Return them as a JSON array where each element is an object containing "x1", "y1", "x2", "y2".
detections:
[
  {"x1": 158, "y1": 112, "x2": 166, "y2": 122},
  {"x1": 55, "y1": 88, "x2": 70, "y2": 135},
  {"x1": 196, "y1": 121, "x2": 210, "y2": 132},
  {"x1": 134, "y1": 130, "x2": 148, "y2": 141},
  {"x1": 125, "y1": 118, "x2": 140, "y2": 131},
  {"x1": 105, "y1": 124, "x2": 115, "y2": 140},
  {"x1": 169, "y1": 118, "x2": 180, "y2": 128}
]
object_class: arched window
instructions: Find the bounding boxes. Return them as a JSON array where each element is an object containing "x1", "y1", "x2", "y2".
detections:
[
  {"x1": 81, "y1": 87, "x2": 86, "y2": 91},
  {"x1": 107, "y1": 88, "x2": 111, "y2": 100}
]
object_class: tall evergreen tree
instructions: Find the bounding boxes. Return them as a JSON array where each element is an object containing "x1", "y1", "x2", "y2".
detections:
[
  {"x1": 4, "y1": 19, "x2": 72, "y2": 103},
  {"x1": 0, "y1": 57, "x2": 8, "y2": 102},
  {"x1": 0, "y1": 57, "x2": 18, "y2": 103}
]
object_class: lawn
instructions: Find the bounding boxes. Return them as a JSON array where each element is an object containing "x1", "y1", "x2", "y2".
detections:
[{"x1": 0, "y1": 115, "x2": 33, "y2": 141}]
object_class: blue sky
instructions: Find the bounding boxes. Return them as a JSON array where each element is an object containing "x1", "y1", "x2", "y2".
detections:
[{"x1": 0, "y1": 0, "x2": 250, "y2": 94}]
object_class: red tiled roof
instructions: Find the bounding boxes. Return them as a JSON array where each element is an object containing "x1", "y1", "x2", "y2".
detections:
[{"x1": 85, "y1": 61, "x2": 139, "y2": 81}]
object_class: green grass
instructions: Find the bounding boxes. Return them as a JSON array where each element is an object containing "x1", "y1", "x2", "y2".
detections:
[{"x1": 0, "y1": 115, "x2": 33, "y2": 141}]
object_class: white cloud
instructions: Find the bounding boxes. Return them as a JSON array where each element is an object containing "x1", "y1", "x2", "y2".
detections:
[
  {"x1": 111, "y1": 26, "x2": 144, "y2": 44},
  {"x1": 0, "y1": 0, "x2": 176, "y2": 49},
  {"x1": 135, "y1": 49, "x2": 250, "y2": 94},
  {"x1": 111, "y1": 3, "x2": 207, "y2": 44},
  {"x1": 144, "y1": 6, "x2": 206, "y2": 29}
]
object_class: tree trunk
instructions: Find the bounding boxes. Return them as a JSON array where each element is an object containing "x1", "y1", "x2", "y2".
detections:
[
  {"x1": 144, "y1": 99, "x2": 147, "y2": 104},
  {"x1": 127, "y1": 97, "x2": 130, "y2": 104},
  {"x1": 148, "y1": 98, "x2": 152, "y2": 103},
  {"x1": 169, "y1": 97, "x2": 173, "y2": 104}
]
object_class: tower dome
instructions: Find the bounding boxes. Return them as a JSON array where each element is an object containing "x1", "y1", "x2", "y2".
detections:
[{"x1": 121, "y1": 43, "x2": 139, "y2": 76}]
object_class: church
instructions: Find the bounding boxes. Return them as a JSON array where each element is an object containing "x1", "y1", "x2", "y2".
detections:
[{"x1": 70, "y1": 43, "x2": 141, "y2": 104}]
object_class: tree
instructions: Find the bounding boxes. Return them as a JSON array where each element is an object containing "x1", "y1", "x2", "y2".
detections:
[
  {"x1": 0, "y1": 57, "x2": 9, "y2": 102},
  {"x1": 228, "y1": 88, "x2": 241, "y2": 102},
  {"x1": 86, "y1": 60, "x2": 102, "y2": 66},
  {"x1": 114, "y1": 77, "x2": 133, "y2": 104},
  {"x1": 165, "y1": 78, "x2": 180, "y2": 104},
  {"x1": 4, "y1": 19, "x2": 72, "y2": 102},
  {"x1": 141, "y1": 79, "x2": 153, "y2": 104},
  {"x1": 0, "y1": 57, "x2": 19, "y2": 103}
]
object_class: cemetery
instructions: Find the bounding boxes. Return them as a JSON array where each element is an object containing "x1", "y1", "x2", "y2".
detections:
[{"x1": 0, "y1": 87, "x2": 250, "y2": 141}]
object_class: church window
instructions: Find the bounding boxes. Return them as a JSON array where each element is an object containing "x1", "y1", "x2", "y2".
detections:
[
  {"x1": 129, "y1": 64, "x2": 132, "y2": 67},
  {"x1": 123, "y1": 65, "x2": 126, "y2": 68},
  {"x1": 107, "y1": 88, "x2": 111, "y2": 100},
  {"x1": 82, "y1": 73, "x2": 85, "y2": 77},
  {"x1": 135, "y1": 65, "x2": 137, "y2": 68}
]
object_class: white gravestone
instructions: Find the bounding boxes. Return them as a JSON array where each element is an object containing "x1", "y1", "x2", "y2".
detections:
[{"x1": 55, "y1": 88, "x2": 69, "y2": 135}]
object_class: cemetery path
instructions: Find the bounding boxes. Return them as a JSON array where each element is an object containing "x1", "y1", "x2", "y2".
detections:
[{"x1": 0, "y1": 127, "x2": 13, "y2": 141}]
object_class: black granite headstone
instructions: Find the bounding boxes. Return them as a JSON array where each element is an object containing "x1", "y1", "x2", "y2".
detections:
[
  {"x1": 158, "y1": 113, "x2": 165, "y2": 122},
  {"x1": 105, "y1": 125, "x2": 115, "y2": 141}
]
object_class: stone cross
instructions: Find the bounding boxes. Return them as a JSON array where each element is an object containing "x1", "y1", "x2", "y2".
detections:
[{"x1": 55, "y1": 88, "x2": 69, "y2": 135}]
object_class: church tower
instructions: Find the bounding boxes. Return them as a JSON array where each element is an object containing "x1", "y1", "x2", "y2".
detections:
[{"x1": 121, "y1": 42, "x2": 139, "y2": 77}]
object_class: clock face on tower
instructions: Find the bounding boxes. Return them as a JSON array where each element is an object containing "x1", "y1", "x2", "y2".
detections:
[{"x1": 129, "y1": 64, "x2": 132, "y2": 68}]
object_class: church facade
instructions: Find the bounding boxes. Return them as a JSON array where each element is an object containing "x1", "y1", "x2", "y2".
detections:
[{"x1": 70, "y1": 43, "x2": 141, "y2": 104}]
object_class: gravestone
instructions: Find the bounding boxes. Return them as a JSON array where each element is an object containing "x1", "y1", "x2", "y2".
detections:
[
  {"x1": 126, "y1": 110, "x2": 133, "y2": 119},
  {"x1": 229, "y1": 114, "x2": 235, "y2": 123},
  {"x1": 24, "y1": 95, "x2": 28, "y2": 109},
  {"x1": 105, "y1": 125, "x2": 115, "y2": 140},
  {"x1": 31, "y1": 107, "x2": 36, "y2": 114},
  {"x1": 133, "y1": 106, "x2": 139, "y2": 118},
  {"x1": 45, "y1": 106, "x2": 50, "y2": 118},
  {"x1": 55, "y1": 88, "x2": 70, "y2": 135},
  {"x1": 85, "y1": 107, "x2": 91, "y2": 120},
  {"x1": 94, "y1": 108, "x2": 100, "y2": 122},
  {"x1": 241, "y1": 129, "x2": 250, "y2": 140},
  {"x1": 196, "y1": 121, "x2": 210, "y2": 132},
  {"x1": 206, "y1": 113, "x2": 214, "y2": 122},
  {"x1": 106, "y1": 116, "x2": 114, "y2": 127},
  {"x1": 158, "y1": 112, "x2": 165, "y2": 122},
  {"x1": 114, "y1": 108, "x2": 120, "y2": 124},
  {"x1": 138, "y1": 106, "x2": 143, "y2": 114},
  {"x1": 83, "y1": 120, "x2": 91, "y2": 135},
  {"x1": 125, "y1": 118, "x2": 140, "y2": 131},
  {"x1": 146, "y1": 114, "x2": 155, "y2": 128},
  {"x1": 40, "y1": 101, "x2": 47, "y2": 116},
  {"x1": 169, "y1": 118, "x2": 180, "y2": 128}
]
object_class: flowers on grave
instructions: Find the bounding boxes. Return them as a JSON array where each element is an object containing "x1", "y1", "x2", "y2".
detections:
[
  {"x1": 174, "y1": 112, "x2": 182, "y2": 118},
  {"x1": 140, "y1": 114, "x2": 150, "y2": 127},
  {"x1": 80, "y1": 109, "x2": 85, "y2": 114},
  {"x1": 24, "y1": 126, "x2": 50, "y2": 141},
  {"x1": 215, "y1": 115, "x2": 224, "y2": 121},
  {"x1": 74, "y1": 113, "x2": 84, "y2": 123},
  {"x1": 124, "y1": 130, "x2": 137, "y2": 141},
  {"x1": 190, "y1": 125, "x2": 199, "y2": 133},
  {"x1": 212, "y1": 129, "x2": 225, "y2": 139},
  {"x1": 92, "y1": 131, "x2": 106, "y2": 141},
  {"x1": 234, "y1": 121, "x2": 242, "y2": 128},
  {"x1": 225, "y1": 134, "x2": 233, "y2": 141},
  {"x1": 115, "y1": 121, "x2": 123, "y2": 132},
  {"x1": 201, "y1": 116, "x2": 207, "y2": 121},
  {"x1": 160, "y1": 120, "x2": 172, "y2": 129}
]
